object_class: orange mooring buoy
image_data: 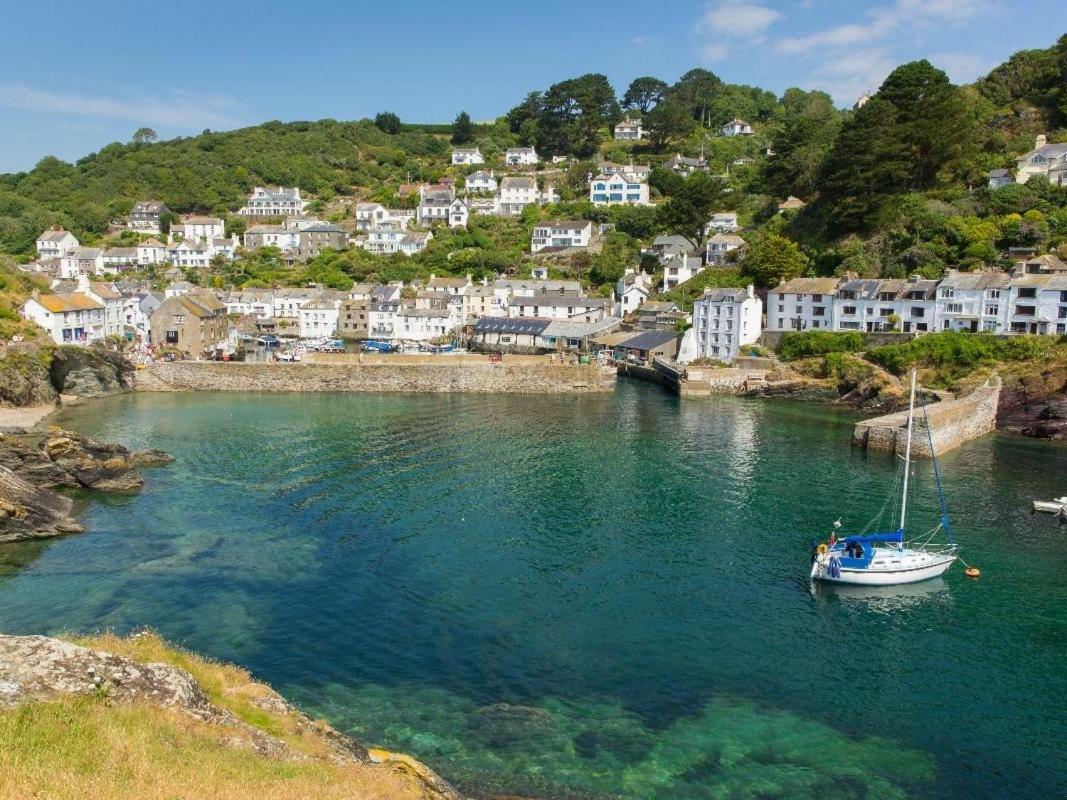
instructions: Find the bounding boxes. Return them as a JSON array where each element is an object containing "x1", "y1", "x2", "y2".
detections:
[{"x1": 965, "y1": 567, "x2": 981, "y2": 579}]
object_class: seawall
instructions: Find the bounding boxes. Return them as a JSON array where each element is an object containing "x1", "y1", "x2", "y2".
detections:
[
  {"x1": 135, "y1": 361, "x2": 616, "y2": 394},
  {"x1": 852, "y1": 376, "x2": 1001, "y2": 457}
]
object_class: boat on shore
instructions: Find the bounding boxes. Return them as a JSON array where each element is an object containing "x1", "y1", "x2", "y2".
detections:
[{"x1": 810, "y1": 369, "x2": 958, "y2": 586}]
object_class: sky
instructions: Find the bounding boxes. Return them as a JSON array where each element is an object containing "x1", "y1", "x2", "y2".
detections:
[{"x1": 0, "y1": 0, "x2": 1061, "y2": 173}]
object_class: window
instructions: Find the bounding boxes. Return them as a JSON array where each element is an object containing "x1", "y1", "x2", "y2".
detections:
[
  {"x1": 1059, "y1": 307, "x2": 1067, "y2": 319},
  {"x1": 989, "y1": 289, "x2": 1001, "y2": 299},
  {"x1": 842, "y1": 305, "x2": 857, "y2": 315},
  {"x1": 985, "y1": 304, "x2": 999, "y2": 316},
  {"x1": 813, "y1": 306, "x2": 826, "y2": 317},
  {"x1": 940, "y1": 288, "x2": 954, "y2": 299},
  {"x1": 812, "y1": 294, "x2": 822, "y2": 302},
  {"x1": 1015, "y1": 305, "x2": 1035, "y2": 316},
  {"x1": 946, "y1": 303, "x2": 963, "y2": 313},
  {"x1": 911, "y1": 307, "x2": 925, "y2": 318},
  {"x1": 165, "y1": 330, "x2": 179, "y2": 344},
  {"x1": 1017, "y1": 287, "x2": 1037, "y2": 299},
  {"x1": 879, "y1": 308, "x2": 893, "y2": 317},
  {"x1": 174, "y1": 314, "x2": 185, "y2": 324}
]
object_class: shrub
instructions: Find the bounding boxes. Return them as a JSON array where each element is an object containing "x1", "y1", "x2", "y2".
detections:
[{"x1": 777, "y1": 330, "x2": 866, "y2": 361}]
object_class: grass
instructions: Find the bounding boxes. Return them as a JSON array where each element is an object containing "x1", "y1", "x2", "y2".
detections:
[{"x1": 0, "y1": 632, "x2": 439, "y2": 800}]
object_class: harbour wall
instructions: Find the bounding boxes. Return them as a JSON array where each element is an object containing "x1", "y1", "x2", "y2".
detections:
[
  {"x1": 852, "y1": 375, "x2": 1001, "y2": 457},
  {"x1": 134, "y1": 361, "x2": 616, "y2": 394}
]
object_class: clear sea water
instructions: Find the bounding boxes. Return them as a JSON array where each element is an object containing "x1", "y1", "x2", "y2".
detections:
[{"x1": 1, "y1": 384, "x2": 1065, "y2": 799}]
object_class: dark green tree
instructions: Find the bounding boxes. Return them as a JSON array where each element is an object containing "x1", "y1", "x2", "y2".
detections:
[
  {"x1": 741, "y1": 233, "x2": 809, "y2": 287},
  {"x1": 761, "y1": 88, "x2": 841, "y2": 199},
  {"x1": 645, "y1": 100, "x2": 694, "y2": 149},
  {"x1": 374, "y1": 112, "x2": 401, "y2": 134},
  {"x1": 536, "y1": 74, "x2": 620, "y2": 157},
  {"x1": 666, "y1": 69, "x2": 723, "y2": 125},
  {"x1": 451, "y1": 111, "x2": 475, "y2": 145},
  {"x1": 622, "y1": 77, "x2": 668, "y2": 113}
]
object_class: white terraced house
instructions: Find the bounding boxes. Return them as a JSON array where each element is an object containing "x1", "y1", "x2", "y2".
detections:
[
  {"x1": 498, "y1": 176, "x2": 539, "y2": 215},
  {"x1": 21, "y1": 291, "x2": 106, "y2": 345},
  {"x1": 417, "y1": 184, "x2": 455, "y2": 227},
  {"x1": 766, "y1": 277, "x2": 840, "y2": 331},
  {"x1": 243, "y1": 225, "x2": 301, "y2": 252},
  {"x1": 615, "y1": 268, "x2": 652, "y2": 316},
  {"x1": 36, "y1": 229, "x2": 79, "y2": 260},
  {"x1": 171, "y1": 216, "x2": 225, "y2": 242},
  {"x1": 136, "y1": 239, "x2": 167, "y2": 266},
  {"x1": 464, "y1": 170, "x2": 497, "y2": 194},
  {"x1": 1015, "y1": 134, "x2": 1067, "y2": 186},
  {"x1": 934, "y1": 270, "x2": 1010, "y2": 333},
  {"x1": 706, "y1": 212, "x2": 739, "y2": 233},
  {"x1": 298, "y1": 296, "x2": 344, "y2": 338},
  {"x1": 354, "y1": 203, "x2": 411, "y2": 231},
  {"x1": 508, "y1": 295, "x2": 609, "y2": 323},
  {"x1": 530, "y1": 221, "x2": 592, "y2": 253},
  {"x1": 238, "y1": 187, "x2": 308, "y2": 216},
  {"x1": 598, "y1": 162, "x2": 652, "y2": 181},
  {"x1": 504, "y1": 147, "x2": 539, "y2": 166},
  {"x1": 720, "y1": 118, "x2": 753, "y2": 137},
  {"x1": 896, "y1": 277, "x2": 938, "y2": 333},
  {"x1": 1004, "y1": 273, "x2": 1067, "y2": 335},
  {"x1": 833, "y1": 279, "x2": 904, "y2": 332},
  {"x1": 614, "y1": 118, "x2": 643, "y2": 140},
  {"x1": 589, "y1": 172, "x2": 650, "y2": 206},
  {"x1": 448, "y1": 199, "x2": 469, "y2": 229},
  {"x1": 451, "y1": 147, "x2": 484, "y2": 165},
  {"x1": 685, "y1": 285, "x2": 762, "y2": 364}
]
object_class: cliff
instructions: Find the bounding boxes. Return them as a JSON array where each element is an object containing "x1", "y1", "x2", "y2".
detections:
[
  {"x1": 0, "y1": 632, "x2": 459, "y2": 800},
  {"x1": 0, "y1": 344, "x2": 134, "y2": 412}
]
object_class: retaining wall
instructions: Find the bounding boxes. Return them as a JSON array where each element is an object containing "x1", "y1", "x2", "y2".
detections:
[
  {"x1": 135, "y1": 361, "x2": 615, "y2": 394},
  {"x1": 852, "y1": 376, "x2": 1001, "y2": 457}
]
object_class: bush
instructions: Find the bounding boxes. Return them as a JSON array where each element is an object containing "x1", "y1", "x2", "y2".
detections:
[
  {"x1": 866, "y1": 331, "x2": 1061, "y2": 379},
  {"x1": 778, "y1": 330, "x2": 866, "y2": 361}
]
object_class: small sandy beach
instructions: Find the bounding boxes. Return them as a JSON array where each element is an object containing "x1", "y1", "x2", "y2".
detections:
[{"x1": 0, "y1": 404, "x2": 56, "y2": 431}]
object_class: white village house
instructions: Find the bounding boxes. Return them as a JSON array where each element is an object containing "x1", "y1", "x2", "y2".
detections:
[
  {"x1": 766, "y1": 277, "x2": 840, "y2": 331},
  {"x1": 589, "y1": 171, "x2": 650, "y2": 206},
  {"x1": 720, "y1": 118, "x2": 753, "y2": 137},
  {"x1": 36, "y1": 229, "x2": 79, "y2": 260},
  {"x1": 615, "y1": 269, "x2": 652, "y2": 316},
  {"x1": 498, "y1": 176, "x2": 540, "y2": 215},
  {"x1": 451, "y1": 147, "x2": 485, "y2": 165},
  {"x1": 530, "y1": 221, "x2": 592, "y2": 253},
  {"x1": 238, "y1": 187, "x2": 309, "y2": 216},
  {"x1": 1015, "y1": 134, "x2": 1067, "y2": 186},
  {"x1": 21, "y1": 291, "x2": 105, "y2": 345},
  {"x1": 682, "y1": 285, "x2": 762, "y2": 364},
  {"x1": 504, "y1": 147, "x2": 539, "y2": 166},
  {"x1": 464, "y1": 170, "x2": 498, "y2": 194},
  {"x1": 614, "y1": 118, "x2": 643, "y2": 141}
]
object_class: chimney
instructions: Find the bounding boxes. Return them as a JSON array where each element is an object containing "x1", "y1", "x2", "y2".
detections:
[{"x1": 1036, "y1": 134, "x2": 1047, "y2": 149}]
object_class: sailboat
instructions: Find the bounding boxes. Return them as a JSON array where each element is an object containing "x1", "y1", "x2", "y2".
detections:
[{"x1": 810, "y1": 369, "x2": 958, "y2": 586}]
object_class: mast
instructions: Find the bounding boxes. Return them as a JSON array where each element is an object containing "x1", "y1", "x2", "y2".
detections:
[{"x1": 899, "y1": 368, "x2": 917, "y2": 535}]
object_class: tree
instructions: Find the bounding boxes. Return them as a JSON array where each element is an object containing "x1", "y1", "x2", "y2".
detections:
[
  {"x1": 451, "y1": 111, "x2": 474, "y2": 145},
  {"x1": 666, "y1": 69, "x2": 723, "y2": 125},
  {"x1": 658, "y1": 172, "x2": 726, "y2": 242},
  {"x1": 622, "y1": 77, "x2": 668, "y2": 113},
  {"x1": 131, "y1": 127, "x2": 157, "y2": 145},
  {"x1": 645, "y1": 101, "x2": 694, "y2": 150},
  {"x1": 374, "y1": 112, "x2": 401, "y2": 134},
  {"x1": 761, "y1": 89, "x2": 841, "y2": 199},
  {"x1": 535, "y1": 73, "x2": 619, "y2": 157},
  {"x1": 741, "y1": 233, "x2": 809, "y2": 287}
]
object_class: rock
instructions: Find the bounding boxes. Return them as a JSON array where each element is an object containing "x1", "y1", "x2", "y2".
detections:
[
  {"x1": 49, "y1": 345, "x2": 133, "y2": 398},
  {"x1": 0, "y1": 465, "x2": 83, "y2": 543},
  {"x1": 0, "y1": 347, "x2": 58, "y2": 407},
  {"x1": 41, "y1": 429, "x2": 166, "y2": 492}
]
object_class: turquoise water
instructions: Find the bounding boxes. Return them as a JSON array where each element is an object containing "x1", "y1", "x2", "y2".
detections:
[{"x1": 1, "y1": 385, "x2": 1065, "y2": 799}]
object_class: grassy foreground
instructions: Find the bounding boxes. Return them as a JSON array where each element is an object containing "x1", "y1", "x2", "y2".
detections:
[{"x1": 0, "y1": 632, "x2": 442, "y2": 800}]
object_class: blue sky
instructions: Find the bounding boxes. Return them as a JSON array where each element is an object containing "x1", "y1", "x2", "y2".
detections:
[{"x1": 0, "y1": 0, "x2": 1060, "y2": 173}]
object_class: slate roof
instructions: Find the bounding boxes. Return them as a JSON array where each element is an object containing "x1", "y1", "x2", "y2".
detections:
[
  {"x1": 770, "y1": 277, "x2": 841, "y2": 295},
  {"x1": 474, "y1": 317, "x2": 552, "y2": 334},
  {"x1": 618, "y1": 330, "x2": 678, "y2": 351},
  {"x1": 38, "y1": 229, "x2": 74, "y2": 242}
]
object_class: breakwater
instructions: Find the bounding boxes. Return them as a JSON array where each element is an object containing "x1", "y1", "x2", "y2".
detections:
[
  {"x1": 135, "y1": 360, "x2": 616, "y2": 394},
  {"x1": 852, "y1": 376, "x2": 1001, "y2": 456}
]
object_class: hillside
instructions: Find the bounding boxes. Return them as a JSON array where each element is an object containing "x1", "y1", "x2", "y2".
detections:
[
  {"x1": 0, "y1": 36, "x2": 1064, "y2": 300},
  {"x1": 0, "y1": 631, "x2": 458, "y2": 800}
]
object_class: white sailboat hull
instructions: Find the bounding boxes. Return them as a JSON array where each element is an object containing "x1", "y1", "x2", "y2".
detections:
[{"x1": 810, "y1": 549, "x2": 956, "y2": 586}]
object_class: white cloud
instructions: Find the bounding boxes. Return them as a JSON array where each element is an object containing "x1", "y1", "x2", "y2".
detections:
[
  {"x1": 775, "y1": 0, "x2": 994, "y2": 55},
  {"x1": 702, "y1": 44, "x2": 730, "y2": 62},
  {"x1": 700, "y1": 2, "x2": 783, "y2": 37},
  {"x1": 805, "y1": 47, "x2": 897, "y2": 105},
  {"x1": 927, "y1": 52, "x2": 991, "y2": 83},
  {"x1": 0, "y1": 84, "x2": 239, "y2": 130}
]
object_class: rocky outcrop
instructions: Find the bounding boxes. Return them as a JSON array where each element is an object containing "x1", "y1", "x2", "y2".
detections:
[
  {"x1": 0, "y1": 429, "x2": 172, "y2": 541},
  {"x1": 0, "y1": 348, "x2": 57, "y2": 407},
  {"x1": 997, "y1": 366, "x2": 1067, "y2": 440},
  {"x1": 0, "y1": 633, "x2": 460, "y2": 799},
  {"x1": 49, "y1": 345, "x2": 134, "y2": 398},
  {"x1": 0, "y1": 466, "x2": 83, "y2": 542}
]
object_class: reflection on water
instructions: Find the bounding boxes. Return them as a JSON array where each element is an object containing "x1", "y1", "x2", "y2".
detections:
[{"x1": 0, "y1": 387, "x2": 1064, "y2": 799}]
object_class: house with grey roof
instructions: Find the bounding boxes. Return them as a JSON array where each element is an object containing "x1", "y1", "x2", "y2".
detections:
[
  {"x1": 530, "y1": 220, "x2": 593, "y2": 253},
  {"x1": 1015, "y1": 134, "x2": 1067, "y2": 186},
  {"x1": 451, "y1": 147, "x2": 484, "y2": 165},
  {"x1": 987, "y1": 168, "x2": 1014, "y2": 189},
  {"x1": 128, "y1": 200, "x2": 169, "y2": 234},
  {"x1": 36, "y1": 228, "x2": 79, "y2": 260},
  {"x1": 934, "y1": 270, "x2": 1011, "y2": 333},
  {"x1": 666, "y1": 154, "x2": 708, "y2": 176},
  {"x1": 238, "y1": 186, "x2": 309, "y2": 217},
  {"x1": 833, "y1": 278, "x2": 905, "y2": 332},
  {"x1": 504, "y1": 146, "x2": 539, "y2": 166},
  {"x1": 684, "y1": 284, "x2": 761, "y2": 364}
]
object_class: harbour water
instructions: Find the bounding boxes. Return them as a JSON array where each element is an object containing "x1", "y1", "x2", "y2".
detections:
[{"x1": 1, "y1": 384, "x2": 1064, "y2": 798}]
